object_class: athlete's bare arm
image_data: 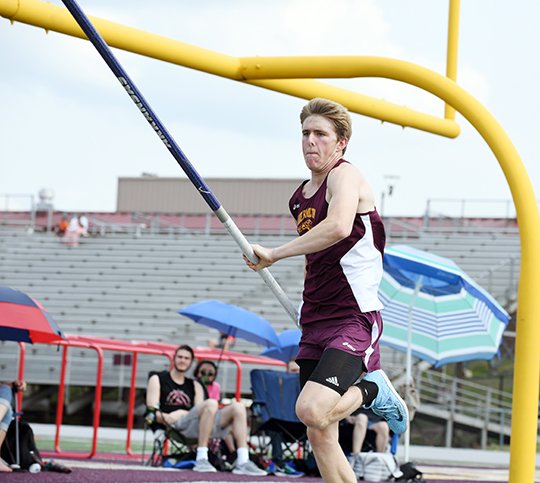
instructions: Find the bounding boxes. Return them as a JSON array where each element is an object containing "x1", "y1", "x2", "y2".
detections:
[{"x1": 246, "y1": 163, "x2": 370, "y2": 271}]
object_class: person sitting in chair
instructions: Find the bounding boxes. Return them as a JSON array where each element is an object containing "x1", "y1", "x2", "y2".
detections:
[
  {"x1": 193, "y1": 359, "x2": 237, "y2": 463},
  {"x1": 146, "y1": 345, "x2": 266, "y2": 476},
  {"x1": 0, "y1": 380, "x2": 26, "y2": 472},
  {"x1": 343, "y1": 407, "x2": 390, "y2": 477},
  {"x1": 193, "y1": 360, "x2": 221, "y2": 402}
]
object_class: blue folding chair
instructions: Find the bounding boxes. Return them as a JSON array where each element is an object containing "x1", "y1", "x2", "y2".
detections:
[{"x1": 250, "y1": 369, "x2": 307, "y2": 463}]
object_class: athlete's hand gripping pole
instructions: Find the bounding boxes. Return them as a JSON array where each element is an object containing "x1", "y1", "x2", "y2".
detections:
[{"x1": 61, "y1": 0, "x2": 299, "y2": 326}]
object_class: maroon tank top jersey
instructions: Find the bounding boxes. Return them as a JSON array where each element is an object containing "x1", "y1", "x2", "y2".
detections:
[{"x1": 289, "y1": 159, "x2": 386, "y2": 326}]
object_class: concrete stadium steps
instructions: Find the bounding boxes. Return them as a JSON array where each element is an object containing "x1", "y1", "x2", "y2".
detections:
[
  {"x1": 0, "y1": 273, "x2": 262, "y2": 289},
  {"x1": 0, "y1": 227, "x2": 519, "y2": 390},
  {"x1": 0, "y1": 230, "x2": 304, "y2": 387}
]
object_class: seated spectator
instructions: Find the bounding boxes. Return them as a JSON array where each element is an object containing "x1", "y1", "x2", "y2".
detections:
[
  {"x1": 347, "y1": 407, "x2": 390, "y2": 454},
  {"x1": 78, "y1": 214, "x2": 89, "y2": 237},
  {"x1": 193, "y1": 359, "x2": 238, "y2": 463},
  {"x1": 62, "y1": 214, "x2": 89, "y2": 247},
  {"x1": 193, "y1": 360, "x2": 221, "y2": 401},
  {"x1": 286, "y1": 360, "x2": 300, "y2": 374},
  {"x1": 55, "y1": 214, "x2": 69, "y2": 237},
  {"x1": 342, "y1": 407, "x2": 390, "y2": 476},
  {"x1": 63, "y1": 215, "x2": 83, "y2": 246},
  {"x1": 146, "y1": 345, "x2": 266, "y2": 476},
  {"x1": 207, "y1": 332, "x2": 236, "y2": 351},
  {"x1": 0, "y1": 380, "x2": 26, "y2": 473}
]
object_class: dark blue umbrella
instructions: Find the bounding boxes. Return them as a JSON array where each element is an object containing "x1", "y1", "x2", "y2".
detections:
[
  {"x1": 260, "y1": 329, "x2": 302, "y2": 362},
  {"x1": 0, "y1": 286, "x2": 65, "y2": 344},
  {"x1": 179, "y1": 300, "x2": 280, "y2": 348}
]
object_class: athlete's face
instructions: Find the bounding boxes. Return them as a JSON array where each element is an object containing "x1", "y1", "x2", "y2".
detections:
[
  {"x1": 173, "y1": 349, "x2": 193, "y2": 373},
  {"x1": 302, "y1": 115, "x2": 347, "y2": 173}
]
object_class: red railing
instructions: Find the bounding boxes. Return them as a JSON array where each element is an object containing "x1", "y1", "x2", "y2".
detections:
[{"x1": 15, "y1": 335, "x2": 285, "y2": 459}]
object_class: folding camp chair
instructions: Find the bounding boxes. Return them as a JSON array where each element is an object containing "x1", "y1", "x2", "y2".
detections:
[
  {"x1": 142, "y1": 410, "x2": 197, "y2": 468},
  {"x1": 143, "y1": 411, "x2": 232, "y2": 469},
  {"x1": 142, "y1": 371, "x2": 227, "y2": 469},
  {"x1": 142, "y1": 370, "x2": 197, "y2": 468},
  {"x1": 250, "y1": 369, "x2": 308, "y2": 464}
]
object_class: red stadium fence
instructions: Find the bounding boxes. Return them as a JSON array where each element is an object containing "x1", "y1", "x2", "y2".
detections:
[{"x1": 13, "y1": 336, "x2": 285, "y2": 459}]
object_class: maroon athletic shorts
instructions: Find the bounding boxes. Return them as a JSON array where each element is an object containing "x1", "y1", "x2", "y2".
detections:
[{"x1": 297, "y1": 311, "x2": 382, "y2": 373}]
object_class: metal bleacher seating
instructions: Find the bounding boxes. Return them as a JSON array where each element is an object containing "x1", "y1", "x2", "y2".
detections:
[
  {"x1": 0, "y1": 217, "x2": 520, "y2": 407},
  {"x1": 0, "y1": 228, "x2": 305, "y2": 391}
]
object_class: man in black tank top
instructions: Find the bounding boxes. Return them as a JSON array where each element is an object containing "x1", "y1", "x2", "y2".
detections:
[
  {"x1": 245, "y1": 98, "x2": 408, "y2": 483},
  {"x1": 146, "y1": 345, "x2": 266, "y2": 476}
]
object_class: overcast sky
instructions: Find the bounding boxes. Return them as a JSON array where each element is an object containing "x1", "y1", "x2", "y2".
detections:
[{"x1": 0, "y1": 0, "x2": 538, "y2": 217}]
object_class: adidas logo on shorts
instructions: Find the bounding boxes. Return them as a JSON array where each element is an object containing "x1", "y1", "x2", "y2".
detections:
[{"x1": 325, "y1": 376, "x2": 339, "y2": 386}]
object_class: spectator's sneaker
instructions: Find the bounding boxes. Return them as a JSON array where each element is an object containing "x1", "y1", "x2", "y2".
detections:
[
  {"x1": 275, "y1": 461, "x2": 304, "y2": 478},
  {"x1": 193, "y1": 459, "x2": 217, "y2": 472},
  {"x1": 363, "y1": 369, "x2": 409, "y2": 434},
  {"x1": 265, "y1": 461, "x2": 278, "y2": 475},
  {"x1": 233, "y1": 460, "x2": 268, "y2": 476}
]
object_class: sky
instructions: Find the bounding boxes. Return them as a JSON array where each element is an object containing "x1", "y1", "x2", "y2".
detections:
[{"x1": 0, "y1": 0, "x2": 538, "y2": 217}]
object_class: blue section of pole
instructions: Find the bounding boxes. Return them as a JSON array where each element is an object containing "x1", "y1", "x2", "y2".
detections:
[
  {"x1": 61, "y1": 0, "x2": 221, "y2": 212},
  {"x1": 59, "y1": 0, "x2": 300, "y2": 326}
]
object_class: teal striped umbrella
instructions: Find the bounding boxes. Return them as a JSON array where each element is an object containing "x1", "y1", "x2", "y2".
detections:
[{"x1": 379, "y1": 245, "x2": 509, "y2": 368}]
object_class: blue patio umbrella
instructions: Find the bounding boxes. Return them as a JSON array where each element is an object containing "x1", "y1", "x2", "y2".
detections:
[
  {"x1": 379, "y1": 245, "x2": 509, "y2": 367},
  {"x1": 179, "y1": 300, "x2": 280, "y2": 348},
  {"x1": 260, "y1": 329, "x2": 302, "y2": 362}
]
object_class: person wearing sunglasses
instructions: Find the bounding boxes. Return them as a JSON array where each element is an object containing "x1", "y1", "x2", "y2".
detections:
[{"x1": 193, "y1": 361, "x2": 221, "y2": 401}]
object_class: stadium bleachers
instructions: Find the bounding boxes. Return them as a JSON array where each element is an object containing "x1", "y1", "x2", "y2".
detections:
[
  {"x1": 0, "y1": 229, "x2": 305, "y2": 391},
  {"x1": 0, "y1": 217, "x2": 520, "y2": 395}
]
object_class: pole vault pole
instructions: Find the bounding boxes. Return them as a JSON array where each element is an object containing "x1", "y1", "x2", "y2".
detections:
[{"x1": 60, "y1": 0, "x2": 299, "y2": 325}]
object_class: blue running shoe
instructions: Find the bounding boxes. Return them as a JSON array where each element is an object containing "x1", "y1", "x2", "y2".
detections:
[
  {"x1": 266, "y1": 461, "x2": 278, "y2": 475},
  {"x1": 363, "y1": 369, "x2": 409, "y2": 434},
  {"x1": 277, "y1": 461, "x2": 304, "y2": 478}
]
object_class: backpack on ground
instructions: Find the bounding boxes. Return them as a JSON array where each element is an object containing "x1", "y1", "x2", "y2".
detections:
[
  {"x1": 397, "y1": 462, "x2": 425, "y2": 482},
  {"x1": 0, "y1": 419, "x2": 40, "y2": 470},
  {"x1": 356, "y1": 452, "x2": 403, "y2": 482}
]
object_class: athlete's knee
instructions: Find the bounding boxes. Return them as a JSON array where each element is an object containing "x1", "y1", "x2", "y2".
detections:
[{"x1": 296, "y1": 399, "x2": 330, "y2": 430}]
